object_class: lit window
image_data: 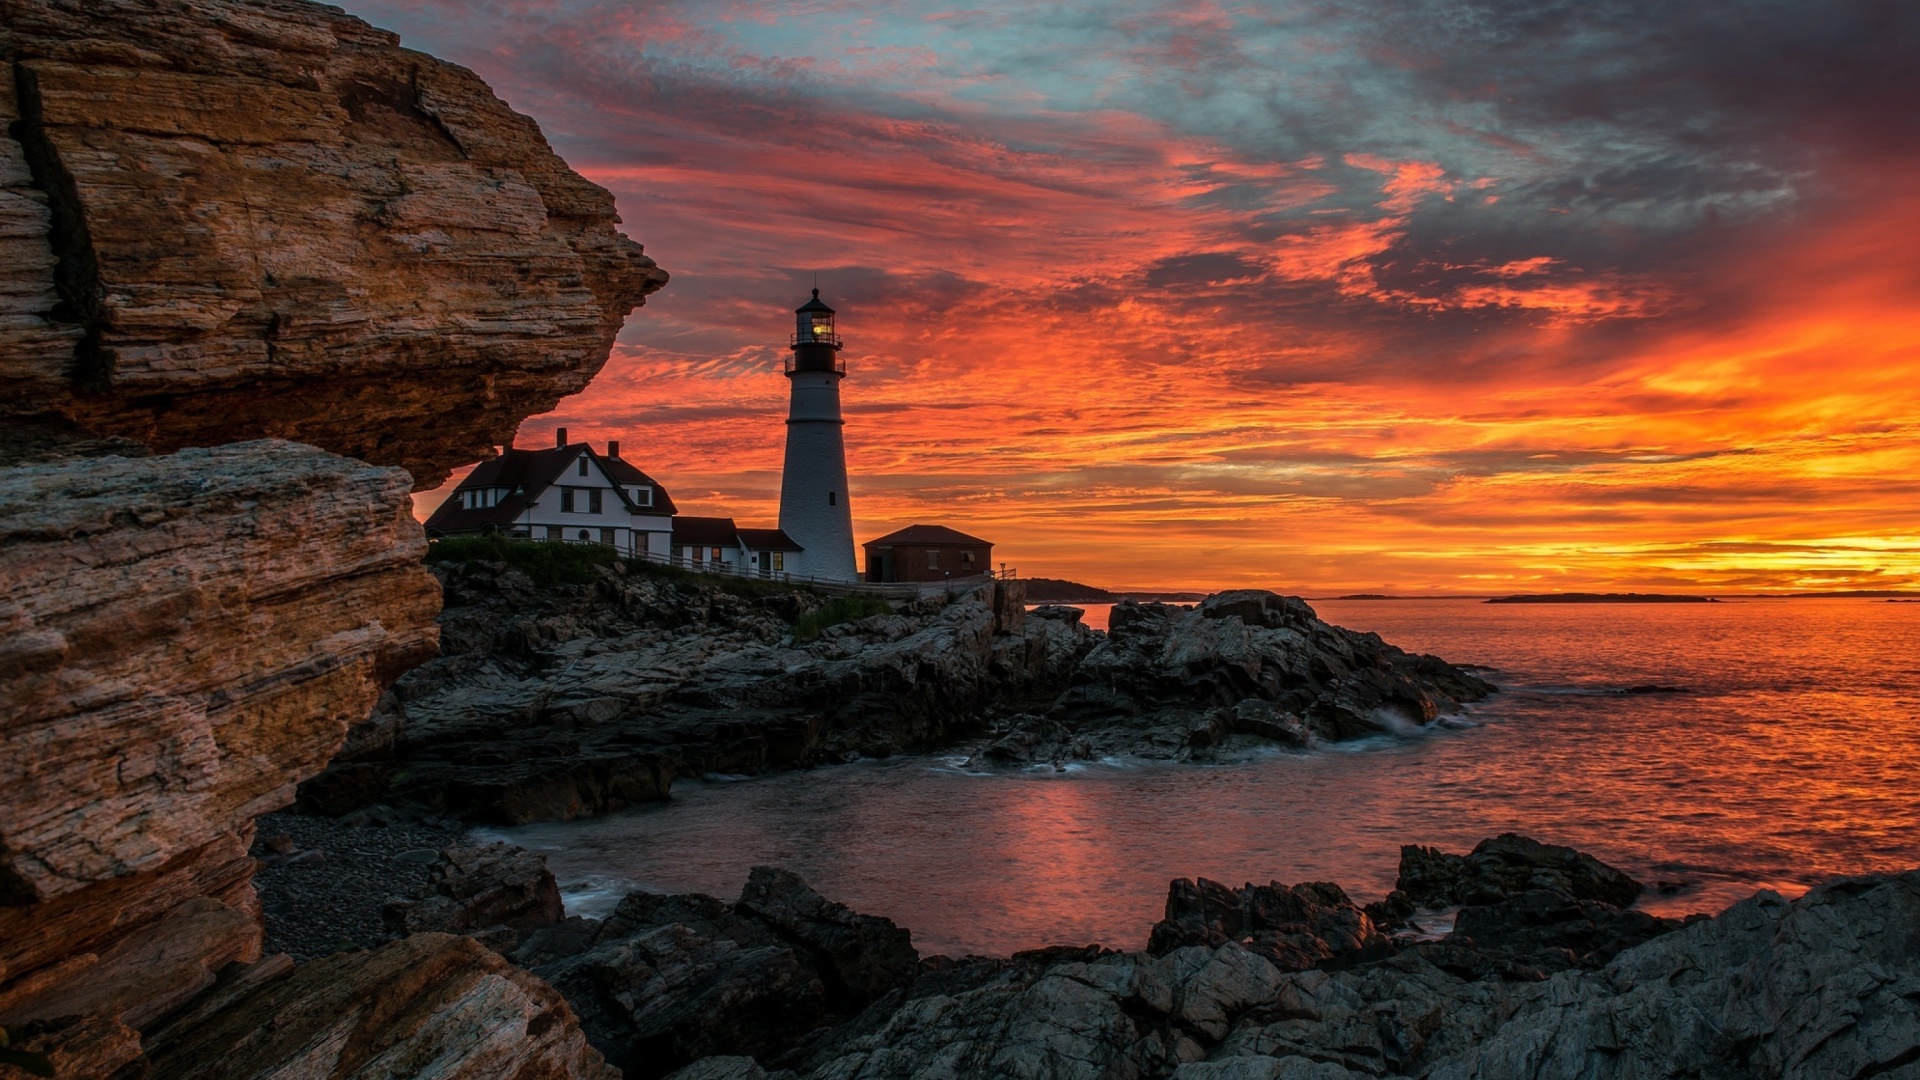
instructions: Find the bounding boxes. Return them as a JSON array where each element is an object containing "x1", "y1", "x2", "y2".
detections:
[
  {"x1": 711, "y1": 546, "x2": 723, "y2": 561},
  {"x1": 772, "y1": 552, "x2": 783, "y2": 571}
]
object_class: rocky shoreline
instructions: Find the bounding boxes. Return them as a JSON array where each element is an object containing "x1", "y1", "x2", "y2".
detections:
[
  {"x1": 298, "y1": 555, "x2": 1495, "y2": 826},
  {"x1": 248, "y1": 821, "x2": 1920, "y2": 1080}
]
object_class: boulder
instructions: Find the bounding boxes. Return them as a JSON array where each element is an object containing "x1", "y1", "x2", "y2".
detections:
[
  {"x1": 1149, "y1": 879, "x2": 1388, "y2": 971},
  {"x1": 1395, "y1": 833, "x2": 1645, "y2": 909},
  {"x1": 531, "y1": 869, "x2": 918, "y2": 1079},
  {"x1": 384, "y1": 843, "x2": 566, "y2": 951}
]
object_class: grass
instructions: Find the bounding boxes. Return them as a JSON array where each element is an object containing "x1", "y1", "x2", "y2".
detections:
[
  {"x1": 426, "y1": 534, "x2": 618, "y2": 584},
  {"x1": 792, "y1": 594, "x2": 896, "y2": 642},
  {"x1": 425, "y1": 534, "x2": 826, "y2": 600}
]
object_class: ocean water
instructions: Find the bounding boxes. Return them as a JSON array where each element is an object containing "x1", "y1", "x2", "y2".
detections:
[{"x1": 479, "y1": 598, "x2": 1920, "y2": 957}]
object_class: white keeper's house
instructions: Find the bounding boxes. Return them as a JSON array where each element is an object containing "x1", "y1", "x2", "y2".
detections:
[{"x1": 423, "y1": 428, "x2": 678, "y2": 558}]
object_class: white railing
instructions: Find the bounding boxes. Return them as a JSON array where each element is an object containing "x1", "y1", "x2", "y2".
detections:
[{"x1": 578, "y1": 539, "x2": 1007, "y2": 599}]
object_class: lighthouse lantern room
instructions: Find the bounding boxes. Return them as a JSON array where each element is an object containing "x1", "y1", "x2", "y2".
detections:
[{"x1": 777, "y1": 289, "x2": 858, "y2": 579}]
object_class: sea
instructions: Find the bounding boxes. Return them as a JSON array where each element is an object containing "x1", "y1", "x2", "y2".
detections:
[{"x1": 476, "y1": 597, "x2": 1920, "y2": 957}]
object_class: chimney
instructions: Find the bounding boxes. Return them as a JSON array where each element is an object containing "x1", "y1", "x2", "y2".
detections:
[
  {"x1": 607, "y1": 440, "x2": 621, "y2": 459},
  {"x1": 555, "y1": 427, "x2": 568, "y2": 448}
]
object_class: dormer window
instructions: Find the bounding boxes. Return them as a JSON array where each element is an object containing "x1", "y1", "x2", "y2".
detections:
[{"x1": 630, "y1": 486, "x2": 652, "y2": 507}]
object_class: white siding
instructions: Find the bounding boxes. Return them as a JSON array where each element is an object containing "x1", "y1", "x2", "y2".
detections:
[{"x1": 778, "y1": 371, "x2": 857, "y2": 580}]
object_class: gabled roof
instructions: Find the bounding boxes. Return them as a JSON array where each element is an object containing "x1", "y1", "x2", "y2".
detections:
[
  {"x1": 422, "y1": 444, "x2": 676, "y2": 536},
  {"x1": 864, "y1": 524, "x2": 993, "y2": 549},
  {"x1": 737, "y1": 527, "x2": 803, "y2": 551},
  {"x1": 672, "y1": 516, "x2": 739, "y2": 547}
]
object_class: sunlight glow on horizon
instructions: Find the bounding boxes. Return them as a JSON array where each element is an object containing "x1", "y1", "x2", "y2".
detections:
[{"x1": 375, "y1": 0, "x2": 1920, "y2": 594}]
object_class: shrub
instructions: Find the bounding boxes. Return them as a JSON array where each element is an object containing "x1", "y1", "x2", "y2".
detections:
[
  {"x1": 792, "y1": 595, "x2": 896, "y2": 642},
  {"x1": 425, "y1": 534, "x2": 618, "y2": 585}
]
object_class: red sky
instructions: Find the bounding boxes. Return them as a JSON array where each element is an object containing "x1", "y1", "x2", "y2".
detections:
[{"x1": 365, "y1": 0, "x2": 1920, "y2": 593}]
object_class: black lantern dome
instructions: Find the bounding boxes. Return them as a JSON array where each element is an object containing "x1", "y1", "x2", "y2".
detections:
[{"x1": 787, "y1": 288, "x2": 845, "y2": 377}]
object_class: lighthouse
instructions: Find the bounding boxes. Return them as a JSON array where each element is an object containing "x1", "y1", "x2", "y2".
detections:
[{"x1": 778, "y1": 289, "x2": 858, "y2": 580}]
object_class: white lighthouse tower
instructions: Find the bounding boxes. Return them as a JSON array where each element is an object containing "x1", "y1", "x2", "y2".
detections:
[{"x1": 778, "y1": 289, "x2": 858, "y2": 580}]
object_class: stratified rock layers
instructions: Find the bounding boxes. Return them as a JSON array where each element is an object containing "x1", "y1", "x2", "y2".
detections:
[
  {"x1": 2, "y1": 0, "x2": 661, "y2": 1072},
  {"x1": 0, "y1": 0, "x2": 667, "y2": 484},
  {"x1": 0, "y1": 442, "x2": 439, "y2": 1054}
]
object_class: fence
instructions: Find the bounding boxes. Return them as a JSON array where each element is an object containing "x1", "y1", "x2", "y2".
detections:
[{"x1": 617, "y1": 543, "x2": 1012, "y2": 600}]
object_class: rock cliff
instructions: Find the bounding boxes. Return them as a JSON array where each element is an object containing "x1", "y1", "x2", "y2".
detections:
[
  {"x1": 0, "y1": 0, "x2": 667, "y2": 485},
  {"x1": 0, "y1": 0, "x2": 659, "y2": 1074}
]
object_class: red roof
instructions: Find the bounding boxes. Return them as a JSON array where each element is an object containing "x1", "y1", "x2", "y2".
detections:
[
  {"x1": 864, "y1": 524, "x2": 993, "y2": 549},
  {"x1": 423, "y1": 444, "x2": 676, "y2": 536},
  {"x1": 671, "y1": 516, "x2": 738, "y2": 547},
  {"x1": 737, "y1": 527, "x2": 803, "y2": 551}
]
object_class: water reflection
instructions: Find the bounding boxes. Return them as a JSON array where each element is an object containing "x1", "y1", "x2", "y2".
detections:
[{"x1": 486, "y1": 599, "x2": 1920, "y2": 957}]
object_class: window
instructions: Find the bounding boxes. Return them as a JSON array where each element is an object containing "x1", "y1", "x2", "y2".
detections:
[
  {"x1": 578, "y1": 458, "x2": 589, "y2": 477},
  {"x1": 828, "y1": 491, "x2": 836, "y2": 506},
  {"x1": 560, "y1": 487, "x2": 575, "y2": 513},
  {"x1": 578, "y1": 529, "x2": 591, "y2": 542},
  {"x1": 962, "y1": 551, "x2": 975, "y2": 568},
  {"x1": 600, "y1": 528, "x2": 614, "y2": 545},
  {"x1": 771, "y1": 552, "x2": 783, "y2": 571},
  {"x1": 710, "y1": 546, "x2": 723, "y2": 562},
  {"x1": 927, "y1": 550, "x2": 939, "y2": 570},
  {"x1": 691, "y1": 546, "x2": 704, "y2": 563},
  {"x1": 588, "y1": 488, "x2": 603, "y2": 514},
  {"x1": 631, "y1": 487, "x2": 651, "y2": 507},
  {"x1": 545, "y1": 525, "x2": 561, "y2": 539}
]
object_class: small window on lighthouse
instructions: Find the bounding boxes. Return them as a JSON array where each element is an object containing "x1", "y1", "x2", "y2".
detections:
[{"x1": 828, "y1": 491, "x2": 837, "y2": 506}]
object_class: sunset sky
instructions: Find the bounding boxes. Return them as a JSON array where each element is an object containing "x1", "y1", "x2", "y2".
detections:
[{"x1": 362, "y1": 0, "x2": 1920, "y2": 593}]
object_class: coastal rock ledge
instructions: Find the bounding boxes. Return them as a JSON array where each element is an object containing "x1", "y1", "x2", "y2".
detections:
[
  {"x1": 301, "y1": 559, "x2": 1494, "y2": 823},
  {"x1": 541, "y1": 838, "x2": 1920, "y2": 1080}
]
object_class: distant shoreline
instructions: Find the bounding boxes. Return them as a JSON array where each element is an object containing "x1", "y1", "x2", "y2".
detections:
[{"x1": 1487, "y1": 593, "x2": 1715, "y2": 604}]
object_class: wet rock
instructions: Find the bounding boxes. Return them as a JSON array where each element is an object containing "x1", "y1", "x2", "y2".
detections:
[
  {"x1": 1004, "y1": 591, "x2": 1494, "y2": 762},
  {"x1": 1448, "y1": 888, "x2": 1685, "y2": 972},
  {"x1": 736, "y1": 867, "x2": 919, "y2": 1004},
  {"x1": 384, "y1": 843, "x2": 566, "y2": 952},
  {"x1": 1149, "y1": 879, "x2": 1388, "y2": 971},
  {"x1": 783, "y1": 868, "x2": 1919, "y2": 1080},
  {"x1": 1396, "y1": 833, "x2": 1645, "y2": 909},
  {"x1": 531, "y1": 868, "x2": 919, "y2": 1079}
]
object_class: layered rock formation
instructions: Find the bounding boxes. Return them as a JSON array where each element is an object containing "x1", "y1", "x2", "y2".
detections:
[
  {"x1": 0, "y1": 440, "x2": 440, "y2": 1076},
  {"x1": 0, "y1": 0, "x2": 667, "y2": 483},
  {"x1": 0, "y1": 0, "x2": 663, "y2": 1073},
  {"x1": 595, "y1": 842, "x2": 1920, "y2": 1080}
]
